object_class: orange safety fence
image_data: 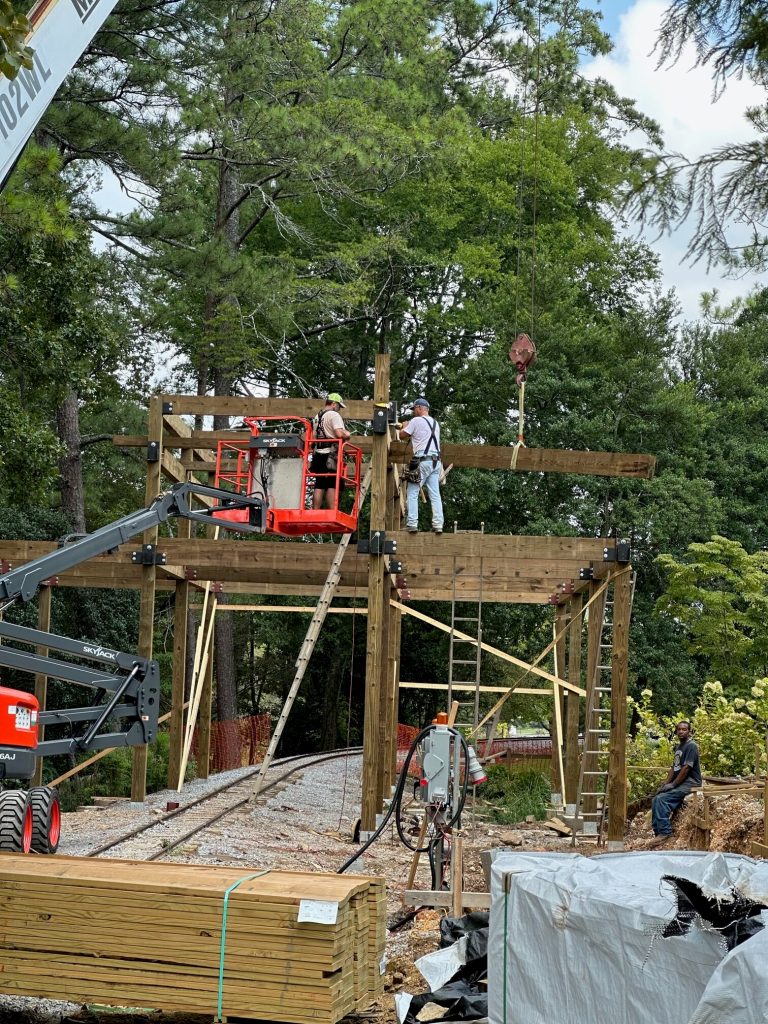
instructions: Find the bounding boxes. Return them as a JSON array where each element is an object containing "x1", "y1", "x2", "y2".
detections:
[
  {"x1": 396, "y1": 723, "x2": 422, "y2": 777},
  {"x1": 477, "y1": 736, "x2": 552, "y2": 768},
  {"x1": 193, "y1": 714, "x2": 271, "y2": 774},
  {"x1": 396, "y1": 726, "x2": 552, "y2": 775}
]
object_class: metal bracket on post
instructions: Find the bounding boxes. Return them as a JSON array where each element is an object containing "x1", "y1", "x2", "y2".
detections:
[
  {"x1": 131, "y1": 544, "x2": 167, "y2": 566},
  {"x1": 162, "y1": 401, "x2": 174, "y2": 415},
  {"x1": 372, "y1": 404, "x2": 390, "y2": 435},
  {"x1": 603, "y1": 540, "x2": 631, "y2": 564},
  {"x1": 358, "y1": 531, "x2": 397, "y2": 556},
  {"x1": 146, "y1": 440, "x2": 160, "y2": 463},
  {"x1": 579, "y1": 567, "x2": 594, "y2": 581},
  {"x1": 387, "y1": 559, "x2": 403, "y2": 575}
]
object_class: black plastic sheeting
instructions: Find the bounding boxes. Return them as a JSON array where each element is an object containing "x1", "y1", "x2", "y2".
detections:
[
  {"x1": 403, "y1": 913, "x2": 489, "y2": 1024},
  {"x1": 661, "y1": 875, "x2": 767, "y2": 951}
]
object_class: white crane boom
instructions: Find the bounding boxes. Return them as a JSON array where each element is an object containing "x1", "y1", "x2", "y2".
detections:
[{"x1": 0, "y1": 0, "x2": 121, "y2": 186}]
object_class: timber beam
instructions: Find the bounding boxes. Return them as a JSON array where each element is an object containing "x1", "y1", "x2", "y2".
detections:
[{"x1": 113, "y1": 432, "x2": 655, "y2": 479}]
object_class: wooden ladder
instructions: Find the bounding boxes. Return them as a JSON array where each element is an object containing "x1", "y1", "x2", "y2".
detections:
[{"x1": 252, "y1": 467, "x2": 372, "y2": 799}]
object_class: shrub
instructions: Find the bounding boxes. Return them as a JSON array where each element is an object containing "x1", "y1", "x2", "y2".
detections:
[
  {"x1": 480, "y1": 765, "x2": 550, "y2": 825},
  {"x1": 628, "y1": 682, "x2": 768, "y2": 801}
]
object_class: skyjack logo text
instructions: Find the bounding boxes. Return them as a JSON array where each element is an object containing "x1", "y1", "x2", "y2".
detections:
[{"x1": 70, "y1": 0, "x2": 103, "y2": 23}]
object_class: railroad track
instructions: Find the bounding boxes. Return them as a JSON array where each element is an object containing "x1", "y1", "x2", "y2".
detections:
[{"x1": 86, "y1": 747, "x2": 363, "y2": 861}]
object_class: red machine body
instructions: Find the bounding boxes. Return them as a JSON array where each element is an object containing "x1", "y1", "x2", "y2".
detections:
[
  {"x1": 213, "y1": 416, "x2": 363, "y2": 536},
  {"x1": 0, "y1": 688, "x2": 39, "y2": 752}
]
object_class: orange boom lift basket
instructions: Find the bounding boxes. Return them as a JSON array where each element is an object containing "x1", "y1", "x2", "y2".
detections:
[{"x1": 212, "y1": 416, "x2": 363, "y2": 536}]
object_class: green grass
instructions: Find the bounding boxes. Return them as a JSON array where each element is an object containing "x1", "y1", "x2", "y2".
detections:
[{"x1": 479, "y1": 765, "x2": 550, "y2": 825}]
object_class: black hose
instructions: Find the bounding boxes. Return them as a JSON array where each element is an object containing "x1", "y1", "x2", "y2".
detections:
[{"x1": 336, "y1": 724, "x2": 470, "y2": 874}]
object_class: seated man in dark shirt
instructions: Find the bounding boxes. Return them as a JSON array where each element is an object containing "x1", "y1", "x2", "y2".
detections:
[{"x1": 648, "y1": 720, "x2": 702, "y2": 847}]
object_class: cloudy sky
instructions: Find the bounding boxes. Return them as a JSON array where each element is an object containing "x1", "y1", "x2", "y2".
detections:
[{"x1": 584, "y1": 0, "x2": 764, "y2": 319}]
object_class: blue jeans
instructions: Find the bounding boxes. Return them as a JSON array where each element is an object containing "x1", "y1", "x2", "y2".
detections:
[
  {"x1": 651, "y1": 786, "x2": 690, "y2": 836},
  {"x1": 406, "y1": 457, "x2": 443, "y2": 531}
]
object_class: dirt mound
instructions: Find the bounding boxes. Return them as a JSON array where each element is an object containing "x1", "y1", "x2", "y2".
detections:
[{"x1": 628, "y1": 791, "x2": 765, "y2": 854}]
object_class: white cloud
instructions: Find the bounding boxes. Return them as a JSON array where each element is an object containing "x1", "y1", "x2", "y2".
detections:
[{"x1": 585, "y1": 0, "x2": 765, "y2": 319}]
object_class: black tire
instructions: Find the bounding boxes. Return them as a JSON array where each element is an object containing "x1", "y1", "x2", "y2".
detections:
[
  {"x1": 29, "y1": 786, "x2": 61, "y2": 854},
  {"x1": 0, "y1": 790, "x2": 32, "y2": 853}
]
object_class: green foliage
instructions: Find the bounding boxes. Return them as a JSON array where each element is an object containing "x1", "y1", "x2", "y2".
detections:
[
  {"x1": 628, "y1": 682, "x2": 768, "y2": 800},
  {"x1": 55, "y1": 731, "x2": 196, "y2": 811},
  {"x1": 0, "y1": 0, "x2": 32, "y2": 79},
  {"x1": 479, "y1": 765, "x2": 550, "y2": 825},
  {"x1": 656, "y1": 536, "x2": 768, "y2": 693}
]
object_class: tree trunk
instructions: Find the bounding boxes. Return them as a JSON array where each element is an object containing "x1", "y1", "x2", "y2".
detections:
[
  {"x1": 56, "y1": 388, "x2": 86, "y2": 533},
  {"x1": 321, "y1": 666, "x2": 343, "y2": 751},
  {"x1": 215, "y1": 597, "x2": 238, "y2": 722},
  {"x1": 208, "y1": 87, "x2": 243, "y2": 723}
]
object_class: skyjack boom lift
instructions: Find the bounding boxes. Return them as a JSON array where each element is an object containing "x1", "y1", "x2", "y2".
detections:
[{"x1": 0, "y1": 481, "x2": 267, "y2": 855}]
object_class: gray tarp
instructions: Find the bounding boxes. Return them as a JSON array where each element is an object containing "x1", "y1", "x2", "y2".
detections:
[{"x1": 488, "y1": 851, "x2": 768, "y2": 1024}]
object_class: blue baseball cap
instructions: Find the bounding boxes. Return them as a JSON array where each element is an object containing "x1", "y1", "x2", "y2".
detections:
[{"x1": 412, "y1": 396, "x2": 430, "y2": 409}]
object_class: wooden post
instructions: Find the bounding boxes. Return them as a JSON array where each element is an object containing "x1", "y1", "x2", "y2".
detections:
[
  {"x1": 198, "y1": 626, "x2": 214, "y2": 781},
  {"x1": 550, "y1": 605, "x2": 568, "y2": 800},
  {"x1": 132, "y1": 395, "x2": 163, "y2": 802},
  {"x1": 607, "y1": 568, "x2": 631, "y2": 846},
  {"x1": 386, "y1": 607, "x2": 403, "y2": 789},
  {"x1": 565, "y1": 594, "x2": 583, "y2": 806},
  {"x1": 582, "y1": 579, "x2": 607, "y2": 819},
  {"x1": 361, "y1": 353, "x2": 390, "y2": 833},
  {"x1": 167, "y1": 578, "x2": 189, "y2": 788},
  {"x1": 31, "y1": 584, "x2": 52, "y2": 788},
  {"x1": 167, "y1": 447, "x2": 197, "y2": 787},
  {"x1": 451, "y1": 834, "x2": 464, "y2": 917},
  {"x1": 383, "y1": 462, "x2": 402, "y2": 790}
]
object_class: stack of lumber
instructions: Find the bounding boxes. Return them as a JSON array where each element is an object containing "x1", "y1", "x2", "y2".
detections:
[{"x1": 0, "y1": 855, "x2": 386, "y2": 1023}]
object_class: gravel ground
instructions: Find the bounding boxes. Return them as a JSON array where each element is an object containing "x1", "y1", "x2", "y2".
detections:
[{"x1": 0, "y1": 754, "x2": 574, "y2": 1024}]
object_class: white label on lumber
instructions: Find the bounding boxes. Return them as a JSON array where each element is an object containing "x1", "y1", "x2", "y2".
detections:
[{"x1": 297, "y1": 899, "x2": 339, "y2": 925}]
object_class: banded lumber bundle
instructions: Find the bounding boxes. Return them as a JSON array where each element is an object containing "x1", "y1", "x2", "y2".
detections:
[{"x1": 0, "y1": 855, "x2": 386, "y2": 1023}]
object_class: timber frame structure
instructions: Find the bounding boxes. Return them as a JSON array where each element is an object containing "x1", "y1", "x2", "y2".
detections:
[{"x1": 0, "y1": 356, "x2": 654, "y2": 847}]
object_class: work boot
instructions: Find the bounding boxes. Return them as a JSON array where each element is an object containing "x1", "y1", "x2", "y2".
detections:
[{"x1": 646, "y1": 834, "x2": 671, "y2": 849}]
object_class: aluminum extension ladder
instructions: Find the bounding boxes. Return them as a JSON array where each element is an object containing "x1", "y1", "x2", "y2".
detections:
[{"x1": 447, "y1": 523, "x2": 485, "y2": 735}]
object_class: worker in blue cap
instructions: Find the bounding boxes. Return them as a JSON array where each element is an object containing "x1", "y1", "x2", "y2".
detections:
[{"x1": 399, "y1": 397, "x2": 443, "y2": 534}]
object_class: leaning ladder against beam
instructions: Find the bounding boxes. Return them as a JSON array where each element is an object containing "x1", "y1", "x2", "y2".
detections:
[
  {"x1": 573, "y1": 571, "x2": 636, "y2": 840},
  {"x1": 252, "y1": 467, "x2": 373, "y2": 800}
]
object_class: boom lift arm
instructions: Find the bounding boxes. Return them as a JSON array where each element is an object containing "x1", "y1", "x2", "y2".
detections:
[{"x1": 0, "y1": 480, "x2": 265, "y2": 791}]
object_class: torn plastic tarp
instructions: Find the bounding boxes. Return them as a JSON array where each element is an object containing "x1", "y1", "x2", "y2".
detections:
[
  {"x1": 398, "y1": 980, "x2": 488, "y2": 1024},
  {"x1": 397, "y1": 913, "x2": 489, "y2": 1024},
  {"x1": 662, "y1": 874, "x2": 765, "y2": 950},
  {"x1": 488, "y1": 850, "x2": 768, "y2": 1024}
]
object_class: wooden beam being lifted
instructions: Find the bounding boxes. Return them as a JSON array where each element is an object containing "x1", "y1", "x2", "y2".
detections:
[{"x1": 114, "y1": 432, "x2": 655, "y2": 479}]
